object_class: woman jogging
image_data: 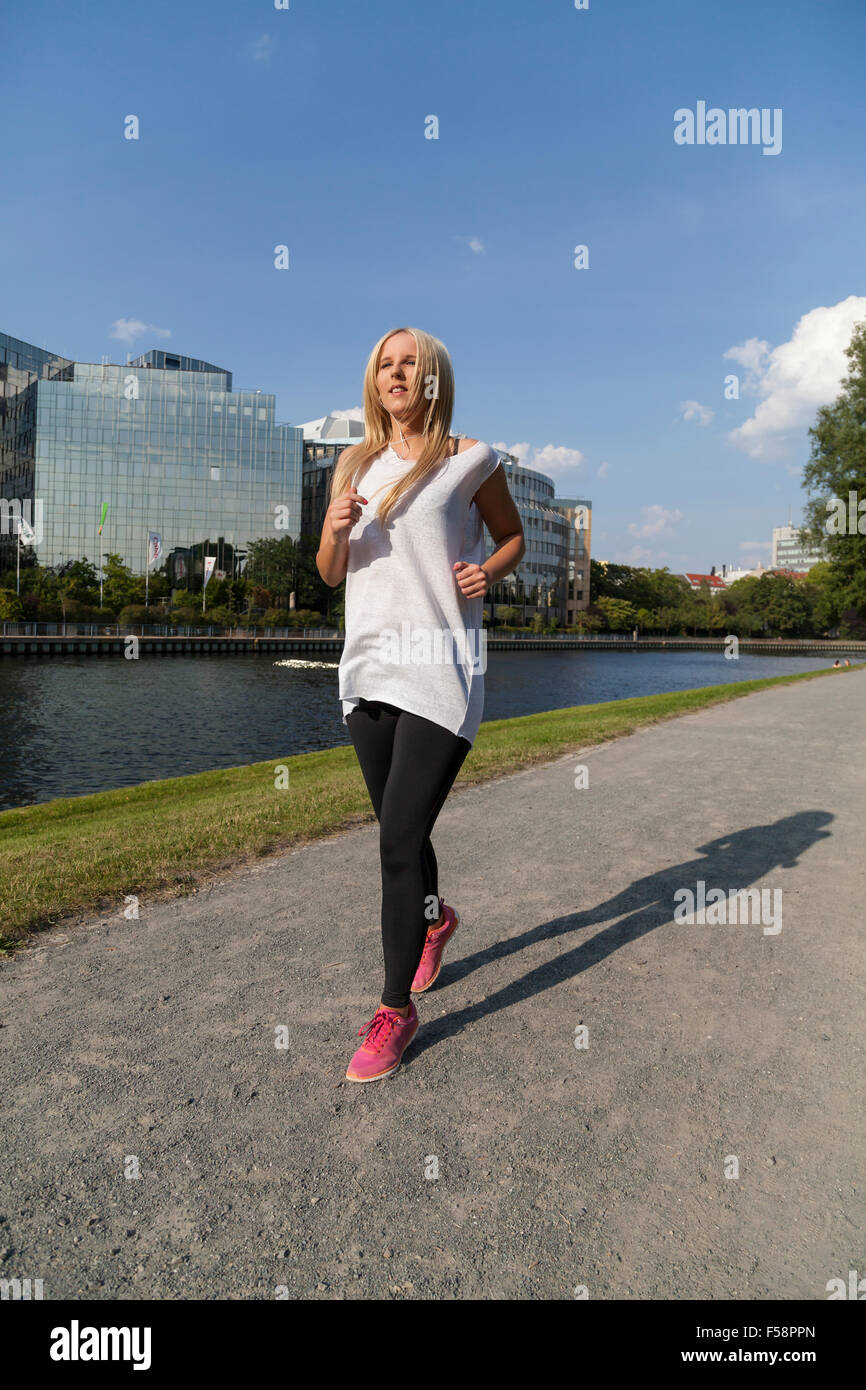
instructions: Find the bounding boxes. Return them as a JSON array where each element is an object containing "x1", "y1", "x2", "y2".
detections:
[{"x1": 316, "y1": 326, "x2": 525, "y2": 1082}]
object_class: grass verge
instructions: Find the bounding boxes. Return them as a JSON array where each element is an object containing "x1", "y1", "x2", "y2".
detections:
[{"x1": 1, "y1": 664, "x2": 860, "y2": 950}]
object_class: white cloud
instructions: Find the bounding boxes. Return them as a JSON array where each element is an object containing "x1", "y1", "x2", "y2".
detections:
[
  {"x1": 723, "y1": 336, "x2": 771, "y2": 391},
  {"x1": 613, "y1": 544, "x2": 654, "y2": 565},
  {"x1": 251, "y1": 34, "x2": 273, "y2": 63},
  {"x1": 726, "y1": 296, "x2": 866, "y2": 460},
  {"x1": 530, "y1": 443, "x2": 585, "y2": 475},
  {"x1": 492, "y1": 440, "x2": 529, "y2": 460},
  {"x1": 680, "y1": 399, "x2": 714, "y2": 426},
  {"x1": 331, "y1": 406, "x2": 365, "y2": 422},
  {"x1": 455, "y1": 236, "x2": 485, "y2": 254},
  {"x1": 739, "y1": 540, "x2": 770, "y2": 551},
  {"x1": 597, "y1": 460, "x2": 609, "y2": 478},
  {"x1": 492, "y1": 442, "x2": 584, "y2": 476},
  {"x1": 627, "y1": 505, "x2": 684, "y2": 538},
  {"x1": 110, "y1": 318, "x2": 171, "y2": 345}
]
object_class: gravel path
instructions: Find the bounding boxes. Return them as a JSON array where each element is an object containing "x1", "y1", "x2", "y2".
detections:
[{"x1": 2, "y1": 671, "x2": 864, "y2": 1299}]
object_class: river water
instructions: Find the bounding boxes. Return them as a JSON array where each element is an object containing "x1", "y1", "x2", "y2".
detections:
[{"x1": 0, "y1": 649, "x2": 858, "y2": 811}]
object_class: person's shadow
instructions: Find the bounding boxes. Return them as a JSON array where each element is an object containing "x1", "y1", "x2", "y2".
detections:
[{"x1": 409, "y1": 810, "x2": 833, "y2": 1058}]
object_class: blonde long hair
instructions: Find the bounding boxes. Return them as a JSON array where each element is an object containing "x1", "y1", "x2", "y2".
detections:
[{"x1": 327, "y1": 326, "x2": 456, "y2": 530}]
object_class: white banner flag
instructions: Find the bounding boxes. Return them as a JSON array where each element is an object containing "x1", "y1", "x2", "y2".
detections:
[
  {"x1": 203, "y1": 555, "x2": 217, "y2": 589},
  {"x1": 17, "y1": 517, "x2": 37, "y2": 546},
  {"x1": 147, "y1": 531, "x2": 163, "y2": 570}
]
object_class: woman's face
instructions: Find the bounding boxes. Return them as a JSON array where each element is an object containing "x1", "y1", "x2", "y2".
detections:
[{"x1": 377, "y1": 332, "x2": 418, "y2": 422}]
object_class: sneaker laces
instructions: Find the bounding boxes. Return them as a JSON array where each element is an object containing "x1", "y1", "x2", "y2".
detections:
[
  {"x1": 421, "y1": 911, "x2": 448, "y2": 956},
  {"x1": 357, "y1": 1007, "x2": 400, "y2": 1051}
]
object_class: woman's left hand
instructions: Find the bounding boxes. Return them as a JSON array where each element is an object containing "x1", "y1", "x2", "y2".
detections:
[{"x1": 453, "y1": 560, "x2": 489, "y2": 598}]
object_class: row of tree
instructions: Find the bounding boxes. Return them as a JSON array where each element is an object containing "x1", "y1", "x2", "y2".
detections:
[
  {"x1": 576, "y1": 560, "x2": 858, "y2": 638},
  {"x1": 0, "y1": 534, "x2": 339, "y2": 628},
  {"x1": 3, "y1": 548, "x2": 855, "y2": 638}
]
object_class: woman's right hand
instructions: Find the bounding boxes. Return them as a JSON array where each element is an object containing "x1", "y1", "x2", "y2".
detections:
[{"x1": 326, "y1": 488, "x2": 367, "y2": 543}]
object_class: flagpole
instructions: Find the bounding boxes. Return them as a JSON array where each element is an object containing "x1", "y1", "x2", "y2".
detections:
[
  {"x1": 16, "y1": 523, "x2": 20, "y2": 596},
  {"x1": 145, "y1": 530, "x2": 149, "y2": 610}
]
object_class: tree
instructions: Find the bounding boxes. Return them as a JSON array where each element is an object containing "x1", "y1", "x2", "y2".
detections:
[
  {"x1": 591, "y1": 560, "x2": 686, "y2": 612},
  {"x1": 574, "y1": 605, "x2": 604, "y2": 634},
  {"x1": 595, "y1": 595, "x2": 636, "y2": 632},
  {"x1": 801, "y1": 562, "x2": 839, "y2": 634},
  {"x1": 801, "y1": 317, "x2": 866, "y2": 630},
  {"x1": 56, "y1": 558, "x2": 100, "y2": 606},
  {"x1": 0, "y1": 589, "x2": 25, "y2": 620},
  {"x1": 102, "y1": 553, "x2": 143, "y2": 612},
  {"x1": 654, "y1": 605, "x2": 683, "y2": 635},
  {"x1": 245, "y1": 535, "x2": 294, "y2": 605}
]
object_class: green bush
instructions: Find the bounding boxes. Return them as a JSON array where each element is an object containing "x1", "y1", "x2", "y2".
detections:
[
  {"x1": 0, "y1": 590, "x2": 25, "y2": 621},
  {"x1": 118, "y1": 604, "x2": 153, "y2": 624}
]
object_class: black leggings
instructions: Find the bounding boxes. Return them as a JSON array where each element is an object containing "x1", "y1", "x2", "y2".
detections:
[{"x1": 346, "y1": 698, "x2": 471, "y2": 1009}]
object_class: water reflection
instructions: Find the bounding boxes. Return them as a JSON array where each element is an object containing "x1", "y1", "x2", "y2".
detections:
[{"x1": 0, "y1": 650, "x2": 857, "y2": 810}]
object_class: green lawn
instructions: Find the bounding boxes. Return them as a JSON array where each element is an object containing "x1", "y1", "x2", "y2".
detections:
[{"x1": 0, "y1": 665, "x2": 859, "y2": 949}]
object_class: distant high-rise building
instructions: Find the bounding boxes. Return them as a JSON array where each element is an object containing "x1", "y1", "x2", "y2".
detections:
[
  {"x1": 771, "y1": 523, "x2": 823, "y2": 572},
  {"x1": 0, "y1": 331, "x2": 303, "y2": 581},
  {"x1": 551, "y1": 494, "x2": 593, "y2": 620}
]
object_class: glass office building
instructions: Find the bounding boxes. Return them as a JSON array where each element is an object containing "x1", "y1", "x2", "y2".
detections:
[
  {"x1": 553, "y1": 493, "x2": 593, "y2": 624},
  {"x1": 0, "y1": 331, "x2": 74, "y2": 533},
  {"x1": 0, "y1": 332, "x2": 303, "y2": 580},
  {"x1": 484, "y1": 451, "x2": 592, "y2": 625}
]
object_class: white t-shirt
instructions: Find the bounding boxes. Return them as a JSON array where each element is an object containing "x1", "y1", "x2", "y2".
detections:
[{"x1": 338, "y1": 439, "x2": 500, "y2": 745}]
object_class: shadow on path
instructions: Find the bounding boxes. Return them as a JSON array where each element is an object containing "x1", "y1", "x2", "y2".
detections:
[{"x1": 408, "y1": 810, "x2": 833, "y2": 1060}]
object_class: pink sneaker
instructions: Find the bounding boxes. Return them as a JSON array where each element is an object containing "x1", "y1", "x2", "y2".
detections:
[
  {"x1": 345, "y1": 1000, "x2": 419, "y2": 1083},
  {"x1": 411, "y1": 901, "x2": 460, "y2": 994}
]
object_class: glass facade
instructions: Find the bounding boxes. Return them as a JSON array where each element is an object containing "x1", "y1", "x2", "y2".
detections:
[
  {"x1": 0, "y1": 331, "x2": 303, "y2": 578},
  {"x1": 303, "y1": 441, "x2": 352, "y2": 536},
  {"x1": 553, "y1": 492, "x2": 593, "y2": 622},
  {"x1": 484, "y1": 453, "x2": 592, "y2": 624},
  {"x1": 0, "y1": 332, "x2": 74, "y2": 543}
]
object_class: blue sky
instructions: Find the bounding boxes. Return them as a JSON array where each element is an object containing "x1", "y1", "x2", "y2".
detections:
[{"x1": 6, "y1": 0, "x2": 866, "y2": 572}]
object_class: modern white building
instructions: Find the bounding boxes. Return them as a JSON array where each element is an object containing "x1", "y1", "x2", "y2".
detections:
[
  {"x1": 721, "y1": 563, "x2": 768, "y2": 586},
  {"x1": 771, "y1": 524, "x2": 823, "y2": 572}
]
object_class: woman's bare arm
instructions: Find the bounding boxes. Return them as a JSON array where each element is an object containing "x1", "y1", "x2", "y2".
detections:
[
  {"x1": 316, "y1": 446, "x2": 367, "y2": 587},
  {"x1": 474, "y1": 464, "x2": 525, "y2": 584}
]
